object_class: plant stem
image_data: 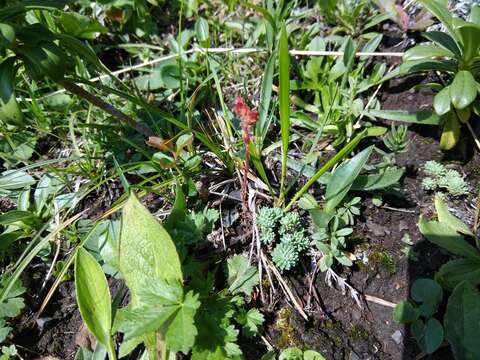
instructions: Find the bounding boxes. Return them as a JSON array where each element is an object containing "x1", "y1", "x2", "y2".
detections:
[{"x1": 61, "y1": 80, "x2": 153, "y2": 137}]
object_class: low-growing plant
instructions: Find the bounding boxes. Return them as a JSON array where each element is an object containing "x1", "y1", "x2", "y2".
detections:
[
  {"x1": 393, "y1": 278, "x2": 444, "y2": 354},
  {"x1": 375, "y1": 0, "x2": 480, "y2": 150},
  {"x1": 75, "y1": 192, "x2": 263, "y2": 359},
  {"x1": 421, "y1": 160, "x2": 469, "y2": 196},
  {"x1": 400, "y1": 194, "x2": 480, "y2": 358},
  {"x1": 383, "y1": 124, "x2": 409, "y2": 154}
]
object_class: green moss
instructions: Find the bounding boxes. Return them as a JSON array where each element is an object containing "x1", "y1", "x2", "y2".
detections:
[
  {"x1": 369, "y1": 250, "x2": 396, "y2": 276},
  {"x1": 349, "y1": 325, "x2": 369, "y2": 341},
  {"x1": 274, "y1": 307, "x2": 302, "y2": 349}
]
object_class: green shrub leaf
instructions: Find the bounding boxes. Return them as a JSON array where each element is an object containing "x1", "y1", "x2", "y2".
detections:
[{"x1": 444, "y1": 281, "x2": 480, "y2": 359}]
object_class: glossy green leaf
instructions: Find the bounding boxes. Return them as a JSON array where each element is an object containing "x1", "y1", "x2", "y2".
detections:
[
  {"x1": 0, "y1": 58, "x2": 24, "y2": 126},
  {"x1": 350, "y1": 168, "x2": 404, "y2": 191},
  {"x1": 324, "y1": 146, "x2": 373, "y2": 213},
  {"x1": 423, "y1": 31, "x2": 462, "y2": 57},
  {"x1": 456, "y1": 24, "x2": 480, "y2": 62},
  {"x1": 450, "y1": 71, "x2": 477, "y2": 109},
  {"x1": 433, "y1": 86, "x2": 451, "y2": 115},
  {"x1": 367, "y1": 109, "x2": 442, "y2": 125},
  {"x1": 435, "y1": 194, "x2": 474, "y2": 236},
  {"x1": 444, "y1": 281, "x2": 480, "y2": 359},
  {"x1": 0, "y1": 23, "x2": 15, "y2": 48},
  {"x1": 0, "y1": 1, "x2": 66, "y2": 21},
  {"x1": 399, "y1": 59, "x2": 457, "y2": 74},
  {"x1": 418, "y1": 217, "x2": 480, "y2": 260},
  {"x1": 195, "y1": 17, "x2": 210, "y2": 47},
  {"x1": 440, "y1": 112, "x2": 461, "y2": 150},
  {"x1": 435, "y1": 258, "x2": 480, "y2": 290},
  {"x1": 403, "y1": 44, "x2": 454, "y2": 61},
  {"x1": 278, "y1": 22, "x2": 290, "y2": 196},
  {"x1": 75, "y1": 248, "x2": 115, "y2": 360}
]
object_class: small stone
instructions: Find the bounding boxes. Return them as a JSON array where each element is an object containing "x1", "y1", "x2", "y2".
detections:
[
  {"x1": 391, "y1": 330, "x2": 403, "y2": 345},
  {"x1": 349, "y1": 352, "x2": 360, "y2": 360}
]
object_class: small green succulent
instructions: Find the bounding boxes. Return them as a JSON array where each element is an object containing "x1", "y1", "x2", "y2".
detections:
[
  {"x1": 421, "y1": 161, "x2": 468, "y2": 197},
  {"x1": 424, "y1": 161, "x2": 446, "y2": 178},
  {"x1": 271, "y1": 241, "x2": 299, "y2": 272},
  {"x1": 257, "y1": 207, "x2": 310, "y2": 272},
  {"x1": 383, "y1": 124, "x2": 409, "y2": 153},
  {"x1": 279, "y1": 212, "x2": 301, "y2": 235}
]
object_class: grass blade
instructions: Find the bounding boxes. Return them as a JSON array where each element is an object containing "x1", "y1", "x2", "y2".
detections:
[{"x1": 278, "y1": 23, "x2": 290, "y2": 200}]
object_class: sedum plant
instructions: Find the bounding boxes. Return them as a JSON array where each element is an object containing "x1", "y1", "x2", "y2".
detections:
[
  {"x1": 383, "y1": 124, "x2": 409, "y2": 153},
  {"x1": 256, "y1": 207, "x2": 309, "y2": 272},
  {"x1": 421, "y1": 161, "x2": 468, "y2": 196}
]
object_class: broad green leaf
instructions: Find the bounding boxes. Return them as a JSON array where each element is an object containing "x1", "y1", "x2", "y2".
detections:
[
  {"x1": 423, "y1": 31, "x2": 462, "y2": 57},
  {"x1": 324, "y1": 146, "x2": 373, "y2": 213},
  {"x1": 0, "y1": 58, "x2": 24, "y2": 126},
  {"x1": 440, "y1": 112, "x2": 461, "y2": 150},
  {"x1": 195, "y1": 17, "x2": 210, "y2": 47},
  {"x1": 433, "y1": 86, "x2": 451, "y2": 115},
  {"x1": 419, "y1": 0, "x2": 456, "y2": 41},
  {"x1": 59, "y1": 12, "x2": 107, "y2": 40},
  {"x1": 0, "y1": 1, "x2": 66, "y2": 21},
  {"x1": 350, "y1": 168, "x2": 404, "y2": 191},
  {"x1": 227, "y1": 255, "x2": 259, "y2": 295},
  {"x1": 278, "y1": 23, "x2": 290, "y2": 195},
  {"x1": 403, "y1": 44, "x2": 454, "y2": 61},
  {"x1": 0, "y1": 23, "x2": 15, "y2": 48},
  {"x1": 367, "y1": 109, "x2": 442, "y2": 125},
  {"x1": 418, "y1": 217, "x2": 480, "y2": 260},
  {"x1": 161, "y1": 64, "x2": 181, "y2": 89},
  {"x1": 411, "y1": 278, "x2": 442, "y2": 317},
  {"x1": 0, "y1": 170, "x2": 34, "y2": 191},
  {"x1": 450, "y1": 71, "x2": 477, "y2": 109},
  {"x1": 444, "y1": 281, "x2": 480, "y2": 359},
  {"x1": 435, "y1": 194, "x2": 474, "y2": 236},
  {"x1": 237, "y1": 308, "x2": 264, "y2": 337},
  {"x1": 119, "y1": 192, "x2": 182, "y2": 305},
  {"x1": 75, "y1": 248, "x2": 115, "y2": 359},
  {"x1": 435, "y1": 258, "x2": 480, "y2": 290},
  {"x1": 399, "y1": 59, "x2": 457, "y2": 74},
  {"x1": 0, "y1": 210, "x2": 35, "y2": 225},
  {"x1": 393, "y1": 300, "x2": 418, "y2": 323},
  {"x1": 17, "y1": 42, "x2": 66, "y2": 81},
  {"x1": 470, "y1": 5, "x2": 480, "y2": 25},
  {"x1": 456, "y1": 24, "x2": 480, "y2": 62},
  {"x1": 413, "y1": 318, "x2": 444, "y2": 354}
]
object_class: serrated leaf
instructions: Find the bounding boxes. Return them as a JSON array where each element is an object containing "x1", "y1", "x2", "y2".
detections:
[
  {"x1": 227, "y1": 255, "x2": 258, "y2": 295},
  {"x1": 444, "y1": 281, "x2": 480, "y2": 359},
  {"x1": 74, "y1": 248, "x2": 115, "y2": 358},
  {"x1": 237, "y1": 308, "x2": 264, "y2": 337}
]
